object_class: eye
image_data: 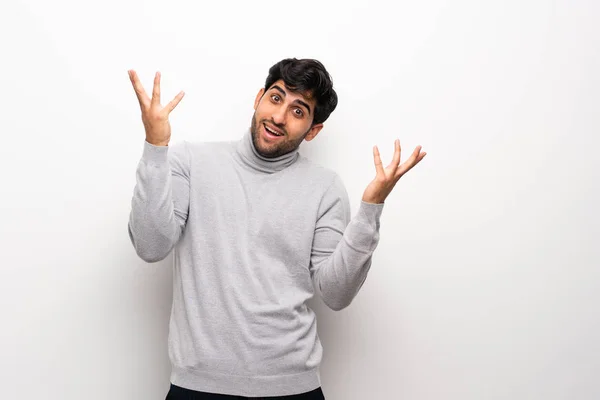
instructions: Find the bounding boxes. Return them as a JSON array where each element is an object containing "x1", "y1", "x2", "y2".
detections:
[
  {"x1": 293, "y1": 108, "x2": 304, "y2": 118},
  {"x1": 270, "y1": 94, "x2": 281, "y2": 102}
]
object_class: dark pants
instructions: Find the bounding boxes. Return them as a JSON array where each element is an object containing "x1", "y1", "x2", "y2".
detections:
[{"x1": 165, "y1": 384, "x2": 325, "y2": 400}]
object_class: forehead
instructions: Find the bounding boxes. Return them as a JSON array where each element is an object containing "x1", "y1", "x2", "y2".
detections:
[{"x1": 267, "y1": 79, "x2": 316, "y2": 107}]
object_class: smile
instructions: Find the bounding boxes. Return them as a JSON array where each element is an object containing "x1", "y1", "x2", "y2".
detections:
[{"x1": 264, "y1": 123, "x2": 284, "y2": 137}]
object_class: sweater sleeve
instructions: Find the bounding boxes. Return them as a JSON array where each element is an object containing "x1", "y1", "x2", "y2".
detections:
[
  {"x1": 127, "y1": 139, "x2": 191, "y2": 263},
  {"x1": 309, "y1": 175, "x2": 384, "y2": 311}
]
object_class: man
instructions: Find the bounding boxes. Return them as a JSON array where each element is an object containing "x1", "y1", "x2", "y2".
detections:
[{"x1": 127, "y1": 58, "x2": 426, "y2": 400}]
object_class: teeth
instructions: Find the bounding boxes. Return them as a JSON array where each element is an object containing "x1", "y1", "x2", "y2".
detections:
[{"x1": 265, "y1": 125, "x2": 282, "y2": 136}]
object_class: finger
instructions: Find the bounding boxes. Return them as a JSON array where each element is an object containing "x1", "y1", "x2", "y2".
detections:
[
  {"x1": 373, "y1": 145, "x2": 385, "y2": 177},
  {"x1": 396, "y1": 146, "x2": 423, "y2": 177},
  {"x1": 151, "y1": 71, "x2": 161, "y2": 107},
  {"x1": 387, "y1": 138, "x2": 401, "y2": 169},
  {"x1": 409, "y1": 149, "x2": 427, "y2": 168},
  {"x1": 406, "y1": 146, "x2": 422, "y2": 166},
  {"x1": 128, "y1": 70, "x2": 150, "y2": 108},
  {"x1": 164, "y1": 91, "x2": 185, "y2": 114},
  {"x1": 128, "y1": 70, "x2": 150, "y2": 106}
]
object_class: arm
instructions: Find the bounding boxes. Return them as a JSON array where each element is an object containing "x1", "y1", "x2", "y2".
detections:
[
  {"x1": 309, "y1": 175, "x2": 384, "y2": 311},
  {"x1": 310, "y1": 137, "x2": 427, "y2": 311},
  {"x1": 126, "y1": 69, "x2": 188, "y2": 262},
  {"x1": 127, "y1": 139, "x2": 191, "y2": 262}
]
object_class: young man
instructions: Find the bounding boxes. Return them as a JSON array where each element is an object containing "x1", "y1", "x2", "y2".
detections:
[{"x1": 127, "y1": 58, "x2": 426, "y2": 400}]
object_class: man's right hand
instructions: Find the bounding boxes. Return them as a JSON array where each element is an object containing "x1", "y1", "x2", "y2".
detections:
[{"x1": 128, "y1": 70, "x2": 185, "y2": 147}]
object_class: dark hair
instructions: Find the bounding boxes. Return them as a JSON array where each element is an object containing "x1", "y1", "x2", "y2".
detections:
[{"x1": 264, "y1": 58, "x2": 338, "y2": 125}]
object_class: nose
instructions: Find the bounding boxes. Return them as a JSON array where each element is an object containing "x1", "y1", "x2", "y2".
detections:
[{"x1": 272, "y1": 106, "x2": 286, "y2": 126}]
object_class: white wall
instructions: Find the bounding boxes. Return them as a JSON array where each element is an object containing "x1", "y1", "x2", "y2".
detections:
[{"x1": 1, "y1": 0, "x2": 598, "y2": 398}]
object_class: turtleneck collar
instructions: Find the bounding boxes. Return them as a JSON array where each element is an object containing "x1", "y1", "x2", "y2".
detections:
[{"x1": 234, "y1": 128, "x2": 300, "y2": 173}]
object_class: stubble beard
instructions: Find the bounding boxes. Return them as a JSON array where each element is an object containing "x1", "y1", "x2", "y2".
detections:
[{"x1": 250, "y1": 113, "x2": 308, "y2": 158}]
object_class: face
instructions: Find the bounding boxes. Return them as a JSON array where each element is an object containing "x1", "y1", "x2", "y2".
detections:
[{"x1": 250, "y1": 79, "x2": 323, "y2": 158}]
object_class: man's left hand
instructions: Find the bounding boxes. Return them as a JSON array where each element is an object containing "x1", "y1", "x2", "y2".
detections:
[{"x1": 362, "y1": 139, "x2": 427, "y2": 204}]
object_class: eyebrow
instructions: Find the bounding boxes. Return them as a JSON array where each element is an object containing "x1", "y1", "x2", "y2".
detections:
[{"x1": 271, "y1": 85, "x2": 312, "y2": 115}]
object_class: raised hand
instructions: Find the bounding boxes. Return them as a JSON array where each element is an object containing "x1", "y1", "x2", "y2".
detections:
[
  {"x1": 362, "y1": 139, "x2": 427, "y2": 204},
  {"x1": 128, "y1": 70, "x2": 185, "y2": 146}
]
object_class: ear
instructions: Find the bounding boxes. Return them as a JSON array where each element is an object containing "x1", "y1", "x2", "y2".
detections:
[
  {"x1": 254, "y1": 88, "x2": 265, "y2": 110},
  {"x1": 304, "y1": 124, "x2": 324, "y2": 141}
]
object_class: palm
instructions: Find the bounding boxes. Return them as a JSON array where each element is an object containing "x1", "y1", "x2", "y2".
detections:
[
  {"x1": 362, "y1": 139, "x2": 427, "y2": 204},
  {"x1": 128, "y1": 70, "x2": 185, "y2": 145}
]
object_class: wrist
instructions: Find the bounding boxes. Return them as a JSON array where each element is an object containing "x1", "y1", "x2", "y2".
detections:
[
  {"x1": 146, "y1": 138, "x2": 169, "y2": 147},
  {"x1": 361, "y1": 195, "x2": 384, "y2": 204}
]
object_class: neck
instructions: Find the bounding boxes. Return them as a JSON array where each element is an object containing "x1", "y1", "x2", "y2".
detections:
[{"x1": 235, "y1": 128, "x2": 299, "y2": 173}]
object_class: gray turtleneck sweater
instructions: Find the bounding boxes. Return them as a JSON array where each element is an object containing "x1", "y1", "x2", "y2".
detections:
[{"x1": 127, "y1": 129, "x2": 384, "y2": 397}]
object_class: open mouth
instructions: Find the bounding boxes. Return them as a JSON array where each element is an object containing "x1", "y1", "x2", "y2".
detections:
[{"x1": 264, "y1": 123, "x2": 285, "y2": 137}]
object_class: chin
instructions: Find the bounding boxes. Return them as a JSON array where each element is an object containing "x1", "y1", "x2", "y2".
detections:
[{"x1": 251, "y1": 128, "x2": 276, "y2": 158}]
